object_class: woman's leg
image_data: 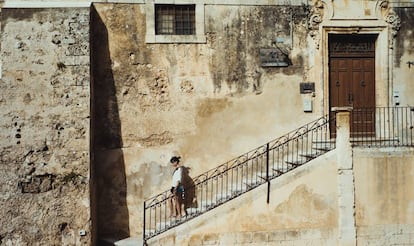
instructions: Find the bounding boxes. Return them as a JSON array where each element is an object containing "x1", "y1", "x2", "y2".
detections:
[{"x1": 175, "y1": 194, "x2": 183, "y2": 218}]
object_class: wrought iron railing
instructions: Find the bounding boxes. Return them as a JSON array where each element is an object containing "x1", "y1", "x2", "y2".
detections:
[
  {"x1": 142, "y1": 106, "x2": 414, "y2": 244},
  {"x1": 351, "y1": 107, "x2": 414, "y2": 147},
  {"x1": 143, "y1": 114, "x2": 336, "y2": 244}
]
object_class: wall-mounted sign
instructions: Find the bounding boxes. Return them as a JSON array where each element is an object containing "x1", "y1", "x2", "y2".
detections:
[
  {"x1": 260, "y1": 48, "x2": 289, "y2": 67},
  {"x1": 300, "y1": 82, "x2": 315, "y2": 94}
]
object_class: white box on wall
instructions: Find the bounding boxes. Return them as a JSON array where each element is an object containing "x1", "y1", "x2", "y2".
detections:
[{"x1": 303, "y1": 97, "x2": 313, "y2": 112}]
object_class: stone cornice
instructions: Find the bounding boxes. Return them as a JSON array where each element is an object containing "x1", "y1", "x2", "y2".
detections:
[
  {"x1": 1, "y1": 0, "x2": 310, "y2": 8},
  {"x1": 1, "y1": 0, "x2": 412, "y2": 8},
  {"x1": 0, "y1": 0, "x2": 145, "y2": 8}
]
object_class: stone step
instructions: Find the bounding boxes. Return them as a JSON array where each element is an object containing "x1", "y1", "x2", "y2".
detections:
[
  {"x1": 144, "y1": 151, "x2": 331, "y2": 243},
  {"x1": 114, "y1": 237, "x2": 143, "y2": 246},
  {"x1": 99, "y1": 236, "x2": 143, "y2": 246},
  {"x1": 152, "y1": 183, "x2": 264, "y2": 231}
]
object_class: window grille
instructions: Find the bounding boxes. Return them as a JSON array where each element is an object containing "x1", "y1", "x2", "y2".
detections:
[{"x1": 155, "y1": 4, "x2": 195, "y2": 35}]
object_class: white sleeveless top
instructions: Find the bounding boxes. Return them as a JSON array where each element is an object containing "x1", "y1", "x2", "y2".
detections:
[{"x1": 171, "y1": 167, "x2": 182, "y2": 187}]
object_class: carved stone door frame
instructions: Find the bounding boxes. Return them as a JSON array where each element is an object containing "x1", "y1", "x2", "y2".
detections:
[
  {"x1": 306, "y1": 0, "x2": 401, "y2": 117},
  {"x1": 321, "y1": 25, "x2": 390, "y2": 117}
]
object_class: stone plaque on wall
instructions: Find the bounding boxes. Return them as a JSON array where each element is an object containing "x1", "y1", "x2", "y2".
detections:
[
  {"x1": 260, "y1": 48, "x2": 289, "y2": 67},
  {"x1": 300, "y1": 82, "x2": 315, "y2": 94}
]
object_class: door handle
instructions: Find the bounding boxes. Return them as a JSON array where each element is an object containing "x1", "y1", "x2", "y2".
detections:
[
  {"x1": 348, "y1": 93, "x2": 353, "y2": 103},
  {"x1": 360, "y1": 80, "x2": 365, "y2": 87},
  {"x1": 336, "y1": 81, "x2": 340, "y2": 87}
]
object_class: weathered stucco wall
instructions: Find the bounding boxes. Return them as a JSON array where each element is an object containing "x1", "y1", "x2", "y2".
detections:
[
  {"x1": 0, "y1": 1, "x2": 413, "y2": 245},
  {"x1": 393, "y1": 7, "x2": 414, "y2": 106},
  {"x1": 0, "y1": 8, "x2": 91, "y2": 245},
  {"x1": 91, "y1": 3, "x2": 316, "y2": 239},
  {"x1": 354, "y1": 148, "x2": 414, "y2": 245},
  {"x1": 91, "y1": 2, "x2": 414, "y2": 241}
]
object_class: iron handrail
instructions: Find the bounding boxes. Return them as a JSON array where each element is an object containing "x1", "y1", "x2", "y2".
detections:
[
  {"x1": 143, "y1": 113, "x2": 336, "y2": 244},
  {"x1": 350, "y1": 106, "x2": 414, "y2": 147},
  {"x1": 143, "y1": 106, "x2": 414, "y2": 244}
]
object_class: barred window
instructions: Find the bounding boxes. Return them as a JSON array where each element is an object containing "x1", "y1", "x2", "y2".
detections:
[{"x1": 155, "y1": 5, "x2": 195, "y2": 35}]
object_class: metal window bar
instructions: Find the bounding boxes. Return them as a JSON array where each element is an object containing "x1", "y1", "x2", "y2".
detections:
[
  {"x1": 155, "y1": 5, "x2": 174, "y2": 35},
  {"x1": 155, "y1": 5, "x2": 195, "y2": 35}
]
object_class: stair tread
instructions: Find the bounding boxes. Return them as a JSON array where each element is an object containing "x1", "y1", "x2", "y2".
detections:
[
  {"x1": 313, "y1": 147, "x2": 334, "y2": 151},
  {"x1": 300, "y1": 153, "x2": 320, "y2": 158},
  {"x1": 285, "y1": 160, "x2": 306, "y2": 166},
  {"x1": 113, "y1": 237, "x2": 143, "y2": 246}
]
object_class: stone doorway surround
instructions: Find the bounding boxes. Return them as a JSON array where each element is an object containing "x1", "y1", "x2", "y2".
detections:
[
  {"x1": 308, "y1": 2, "x2": 402, "y2": 245},
  {"x1": 307, "y1": 0, "x2": 401, "y2": 116}
]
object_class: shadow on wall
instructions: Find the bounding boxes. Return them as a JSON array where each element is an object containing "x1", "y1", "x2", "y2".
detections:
[{"x1": 90, "y1": 5, "x2": 130, "y2": 244}]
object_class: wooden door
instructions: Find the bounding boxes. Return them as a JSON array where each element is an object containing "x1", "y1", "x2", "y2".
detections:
[{"x1": 329, "y1": 34, "x2": 376, "y2": 137}]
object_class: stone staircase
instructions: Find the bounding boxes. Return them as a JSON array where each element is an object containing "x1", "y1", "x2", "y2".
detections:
[
  {"x1": 142, "y1": 115, "x2": 336, "y2": 245},
  {"x1": 112, "y1": 142, "x2": 335, "y2": 246},
  {"x1": 109, "y1": 106, "x2": 414, "y2": 245}
]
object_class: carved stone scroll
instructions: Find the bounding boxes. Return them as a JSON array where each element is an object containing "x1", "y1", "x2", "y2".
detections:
[
  {"x1": 307, "y1": 0, "x2": 324, "y2": 49},
  {"x1": 378, "y1": 1, "x2": 401, "y2": 46}
]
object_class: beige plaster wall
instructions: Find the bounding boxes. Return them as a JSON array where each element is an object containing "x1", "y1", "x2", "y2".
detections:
[
  {"x1": 354, "y1": 147, "x2": 414, "y2": 245},
  {"x1": 354, "y1": 148, "x2": 414, "y2": 225},
  {"x1": 92, "y1": 3, "x2": 317, "y2": 239},
  {"x1": 393, "y1": 7, "x2": 414, "y2": 107},
  {"x1": 91, "y1": 2, "x2": 414, "y2": 240}
]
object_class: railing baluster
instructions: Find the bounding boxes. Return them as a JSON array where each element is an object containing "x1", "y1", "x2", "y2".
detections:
[
  {"x1": 143, "y1": 201, "x2": 146, "y2": 245},
  {"x1": 411, "y1": 107, "x2": 413, "y2": 146},
  {"x1": 404, "y1": 107, "x2": 408, "y2": 146},
  {"x1": 387, "y1": 107, "x2": 390, "y2": 146},
  {"x1": 210, "y1": 175, "x2": 213, "y2": 206},
  {"x1": 378, "y1": 107, "x2": 382, "y2": 147},
  {"x1": 266, "y1": 143, "x2": 270, "y2": 204}
]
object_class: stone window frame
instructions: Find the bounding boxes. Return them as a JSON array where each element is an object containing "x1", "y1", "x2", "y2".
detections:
[
  {"x1": 145, "y1": 1, "x2": 206, "y2": 43},
  {"x1": 155, "y1": 4, "x2": 195, "y2": 35}
]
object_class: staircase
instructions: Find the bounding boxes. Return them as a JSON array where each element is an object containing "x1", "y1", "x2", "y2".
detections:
[
  {"x1": 142, "y1": 106, "x2": 414, "y2": 245},
  {"x1": 143, "y1": 114, "x2": 336, "y2": 244}
]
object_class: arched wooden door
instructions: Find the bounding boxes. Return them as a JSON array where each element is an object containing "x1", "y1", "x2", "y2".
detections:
[{"x1": 329, "y1": 34, "x2": 376, "y2": 137}]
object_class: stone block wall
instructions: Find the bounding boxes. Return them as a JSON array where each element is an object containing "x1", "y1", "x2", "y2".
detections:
[
  {"x1": 0, "y1": 8, "x2": 91, "y2": 245},
  {"x1": 357, "y1": 225, "x2": 414, "y2": 246},
  {"x1": 155, "y1": 229, "x2": 337, "y2": 246}
]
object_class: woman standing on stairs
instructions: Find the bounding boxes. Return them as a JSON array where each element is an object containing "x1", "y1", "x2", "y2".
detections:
[{"x1": 170, "y1": 156, "x2": 185, "y2": 219}]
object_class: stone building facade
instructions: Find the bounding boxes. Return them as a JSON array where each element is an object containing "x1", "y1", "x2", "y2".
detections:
[
  {"x1": 0, "y1": 0, "x2": 413, "y2": 245},
  {"x1": 0, "y1": 6, "x2": 91, "y2": 246}
]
